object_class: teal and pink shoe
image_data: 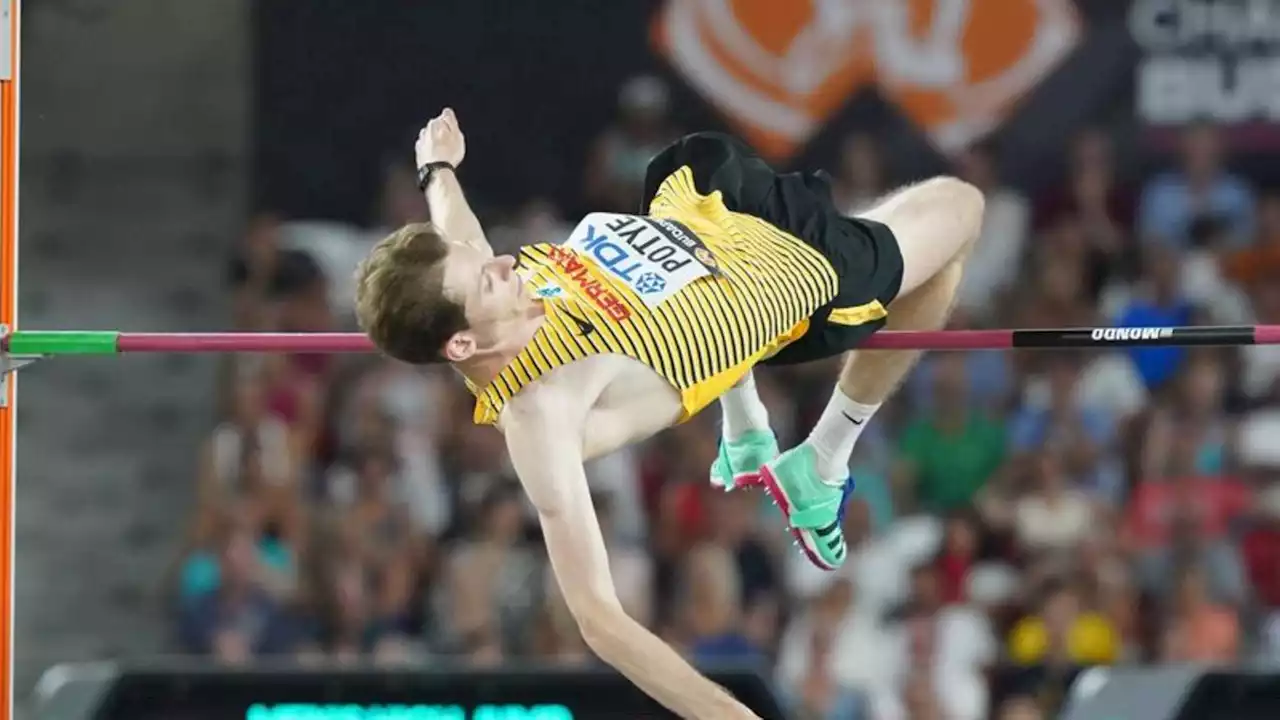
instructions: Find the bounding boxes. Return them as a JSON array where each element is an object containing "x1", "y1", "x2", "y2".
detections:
[
  {"x1": 758, "y1": 444, "x2": 851, "y2": 571},
  {"x1": 710, "y1": 429, "x2": 779, "y2": 491}
]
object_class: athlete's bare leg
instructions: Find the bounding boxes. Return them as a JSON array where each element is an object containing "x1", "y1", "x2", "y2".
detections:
[
  {"x1": 759, "y1": 177, "x2": 983, "y2": 569},
  {"x1": 813, "y1": 178, "x2": 981, "y2": 468}
]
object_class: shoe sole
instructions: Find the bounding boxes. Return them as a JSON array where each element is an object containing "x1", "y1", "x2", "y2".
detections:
[
  {"x1": 757, "y1": 464, "x2": 838, "y2": 572},
  {"x1": 710, "y1": 469, "x2": 764, "y2": 492}
]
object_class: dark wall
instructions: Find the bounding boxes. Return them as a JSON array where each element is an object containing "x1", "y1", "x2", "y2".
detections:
[
  {"x1": 253, "y1": 0, "x2": 1141, "y2": 226},
  {"x1": 254, "y1": 0, "x2": 683, "y2": 223}
]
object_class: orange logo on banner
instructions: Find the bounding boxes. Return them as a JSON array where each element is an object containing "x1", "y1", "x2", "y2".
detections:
[{"x1": 652, "y1": 0, "x2": 1082, "y2": 160}]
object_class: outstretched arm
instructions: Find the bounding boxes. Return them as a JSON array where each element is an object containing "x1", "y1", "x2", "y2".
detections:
[
  {"x1": 415, "y1": 108, "x2": 491, "y2": 256},
  {"x1": 503, "y1": 392, "x2": 759, "y2": 720}
]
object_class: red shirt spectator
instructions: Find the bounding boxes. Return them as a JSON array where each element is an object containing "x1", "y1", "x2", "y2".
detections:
[
  {"x1": 936, "y1": 513, "x2": 980, "y2": 604},
  {"x1": 1242, "y1": 494, "x2": 1280, "y2": 608}
]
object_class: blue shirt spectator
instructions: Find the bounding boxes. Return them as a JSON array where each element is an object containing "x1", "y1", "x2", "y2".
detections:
[
  {"x1": 1137, "y1": 123, "x2": 1255, "y2": 247},
  {"x1": 1138, "y1": 173, "x2": 1254, "y2": 248},
  {"x1": 1115, "y1": 299, "x2": 1194, "y2": 389}
]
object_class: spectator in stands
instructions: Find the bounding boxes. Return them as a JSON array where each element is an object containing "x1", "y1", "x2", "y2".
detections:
[
  {"x1": 1250, "y1": 488, "x2": 1280, "y2": 662},
  {"x1": 1182, "y1": 215, "x2": 1254, "y2": 325},
  {"x1": 254, "y1": 249, "x2": 332, "y2": 458},
  {"x1": 1007, "y1": 579, "x2": 1119, "y2": 667},
  {"x1": 345, "y1": 360, "x2": 453, "y2": 538},
  {"x1": 829, "y1": 131, "x2": 888, "y2": 215},
  {"x1": 441, "y1": 482, "x2": 541, "y2": 657},
  {"x1": 1013, "y1": 453, "x2": 1095, "y2": 556},
  {"x1": 777, "y1": 576, "x2": 887, "y2": 720},
  {"x1": 995, "y1": 695, "x2": 1045, "y2": 720},
  {"x1": 954, "y1": 138, "x2": 1030, "y2": 321},
  {"x1": 1222, "y1": 189, "x2": 1280, "y2": 291},
  {"x1": 176, "y1": 500, "x2": 298, "y2": 605},
  {"x1": 335, "y1": 448, "x2": 421, "y2": 620},
  {"x1": 889, "y1": 564, "x2": 945, "y2": 623},
  {"x1": 297, "y1": 519, "x2": 410, "y2": 664},
  {"x1": 935, "y1": 512, "x2": 981, "y2": 605},
  {"x1": 197, "y1": 370, "x2": 295, "y2": 506},
  {"x1": 1014, "y1": 243, "x2": 1097, "y2": 348},
  {"x1": 705, "y1": 489, "x2": 780, "y2": 639},
  {"x1": 1138, "y1": 121, "x2": 1255, "y2": 247},
  {"x1": 226, "y1": 213, "x2": 284, "y2": 332},
  {"x1": 1078, "y1": 531, "x2": 1140, "y2": 660},
  {"x1": 1036, "y1": 129, "x2": 1137, "y2": 303},
  {"x1": 1010, "y1": 355, "x2": 1117, "y2": 496},
  {"x1": 1135, "y1": 508, "x2": 1249, "y2": 610},
  {"x1": 680, "y1": 543, "x2": 766, "y2": 668},
  {"x1": 894, "y1": 671, "x2": 946, "y2": 720},
  {"x1": 443, "y1": 417, "x2": 517, "y2": 530},
  {"x1": 896, "y1": 352, "x2": 1006, "y2": 514},
  {"x1": 1159, "y1": 565, "x2": 1240, "y2": 663},
  {"x1": 1237, "y1": 282, "x2": 1280, "y2": 410},
  {"x1": 880, "y1": 562, "x2": 994, "y2": 720},
  {"x1": 583, "y1": 75, "x2": 679, "y2": 212},
  {"x1": 178, "y1": 509, "x2": 294, "y2": 662},
  {"x1": 1138, "y1": 350, "x2": 1231, "y2": 479},
  {"x1": 1242, "y1": 484, "x2": 1280, "y2": 614},
  {"x1": 1036, "y1": 127, "x2": 1135, "y2": 237},
  {"x1": 1115, "y1": 244, "x2": 1197, "y2": 390}
]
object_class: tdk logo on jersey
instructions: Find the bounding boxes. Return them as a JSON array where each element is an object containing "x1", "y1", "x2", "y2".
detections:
[
  {"x1": 561, "y1": 212, "x2": 714, "y2": 310},
  {"x1": 578, "y1": 221, "x2": 690, "y2": 279}
]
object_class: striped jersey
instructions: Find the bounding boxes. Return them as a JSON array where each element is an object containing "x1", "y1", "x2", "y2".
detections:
[{"x1": 470, "y1": 166, "x2": 882, "y2": 425}]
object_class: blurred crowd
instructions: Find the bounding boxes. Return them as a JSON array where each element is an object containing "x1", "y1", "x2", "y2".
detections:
[{"x1": 168, "y1": 76, "x2": 1280, "y2": 720}]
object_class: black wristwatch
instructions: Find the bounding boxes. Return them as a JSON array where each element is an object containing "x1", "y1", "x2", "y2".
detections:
[{"x1": 416, "y1": 161, "x2": 455, "y2": 191}]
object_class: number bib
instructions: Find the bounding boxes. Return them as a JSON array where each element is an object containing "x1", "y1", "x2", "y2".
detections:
[{"x1": 559, "y1": 212, "x2": 719, "y2": 308}]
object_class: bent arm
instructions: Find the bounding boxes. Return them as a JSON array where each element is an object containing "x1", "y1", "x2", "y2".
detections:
[
  {"x1": 424, "y1": 168, "x2": 491, "y2": 256},
  {"x1": 503, "y1": 398, "x2": 758, "y2": 720}
]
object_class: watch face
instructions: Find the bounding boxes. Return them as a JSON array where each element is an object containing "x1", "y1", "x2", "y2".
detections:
[{"x1": 77, "y1": 667, "x2": 784, "y2": 720}]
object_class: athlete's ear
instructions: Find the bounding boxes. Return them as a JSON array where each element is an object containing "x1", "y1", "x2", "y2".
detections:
[{"x1": 443, "y1": 331, "x2": 476, "y2": 363}]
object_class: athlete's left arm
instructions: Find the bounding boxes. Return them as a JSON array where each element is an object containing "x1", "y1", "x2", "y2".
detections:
[
  {"x1": 415, "y1": 108, "x2": 492, "y2": 256},
  {"x1": 502, "y1": 390, "x2": 759, "y2": 720}
]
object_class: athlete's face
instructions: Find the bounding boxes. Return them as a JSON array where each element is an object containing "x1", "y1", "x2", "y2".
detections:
[{"x1": 439, "y1": 242, "x2": 528, "y2": 362}]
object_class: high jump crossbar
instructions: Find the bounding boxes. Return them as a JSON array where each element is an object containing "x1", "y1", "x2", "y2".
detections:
[{"x1": 1, "y1": 325, "x2": 1279, "y2": 358}]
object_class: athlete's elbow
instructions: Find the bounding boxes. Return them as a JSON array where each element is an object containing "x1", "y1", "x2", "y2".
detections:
[{"x1": 571, "y1": 597, "x2": 628, "y2": 653}]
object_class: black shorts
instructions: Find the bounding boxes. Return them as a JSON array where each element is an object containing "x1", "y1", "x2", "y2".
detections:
[{"x1": 640, "y1": 132, "x2": 905, "y2": 366}]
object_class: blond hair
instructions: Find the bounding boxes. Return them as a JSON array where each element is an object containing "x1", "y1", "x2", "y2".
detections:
[{"x1": 355, "y1": 222, "x2": 467, "y2": 364}]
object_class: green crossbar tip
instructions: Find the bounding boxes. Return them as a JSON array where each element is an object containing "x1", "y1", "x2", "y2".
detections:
[{"x1": 4, "y1": 331, "x2": 121, "y2": 355}]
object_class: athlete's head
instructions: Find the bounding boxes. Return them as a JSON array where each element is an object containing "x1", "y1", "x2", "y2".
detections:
[{"x1": 355, "y1": 222, "x2": 529, "y2": 365}]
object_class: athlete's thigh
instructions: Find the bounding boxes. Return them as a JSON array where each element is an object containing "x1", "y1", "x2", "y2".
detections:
[{"x1": 856, "y1": 177, "x2": 983, "y2": 298}]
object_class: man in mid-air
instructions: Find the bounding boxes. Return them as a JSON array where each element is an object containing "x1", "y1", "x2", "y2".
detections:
[{"x1": 356, "y1": 109, "x2": 982, "y2": 719}]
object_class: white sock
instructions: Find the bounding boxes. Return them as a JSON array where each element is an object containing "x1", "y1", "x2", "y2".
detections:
[
  {"x1": 720, "y1": 372, "x2": 771, "y2": 441},
  {"x1": 807, "y1": 390, "x2": 880, "y2": 486}
]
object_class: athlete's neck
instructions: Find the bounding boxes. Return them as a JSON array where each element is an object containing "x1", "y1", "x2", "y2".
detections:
[{"x1": 454, "y1": 307, "x2": 547, "y2": 389}]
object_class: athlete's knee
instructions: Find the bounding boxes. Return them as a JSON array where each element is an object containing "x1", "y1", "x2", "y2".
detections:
[
  {"x1": 928, "y1": 176, "x2": 984, "y2": 236},
  {"x1": 917, "y1": 176, "x2": 982, "y2": 266}
]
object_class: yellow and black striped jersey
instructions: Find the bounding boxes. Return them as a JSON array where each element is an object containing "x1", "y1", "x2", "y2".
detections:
[{"x1": 469, "y1": 166, "x2": 882, "y2": 425}]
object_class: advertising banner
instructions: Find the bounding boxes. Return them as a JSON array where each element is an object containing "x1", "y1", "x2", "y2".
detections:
[
  {"x1": 1133, "y1": 0, "x2": 1280, "y2": 129},
  {"x1": 652, "y1": 0, "x2": 1082, "y2": 160},
  {"x1": 36, "y1": 664, "x2": 784, "y2": 720}
]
